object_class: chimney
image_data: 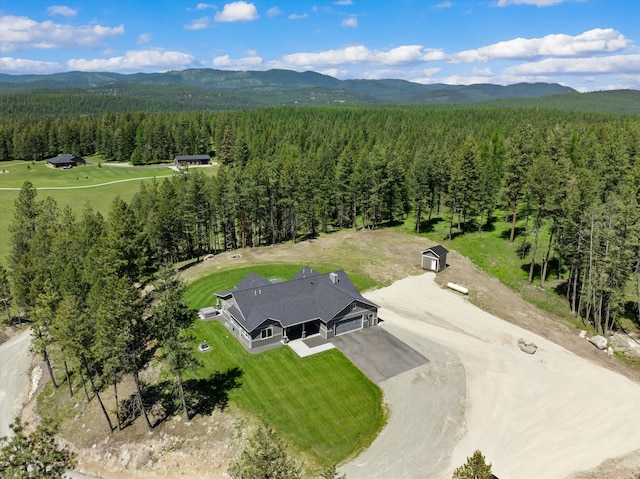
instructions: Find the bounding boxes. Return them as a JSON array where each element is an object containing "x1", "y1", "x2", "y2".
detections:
[{"x1": 330, "y1": 272, "x2": 339, "y2": 284}]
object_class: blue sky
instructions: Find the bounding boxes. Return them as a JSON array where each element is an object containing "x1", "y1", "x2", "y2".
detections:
[{"x1": 1, "y1": 0, "x2": 639, "y2": 92}]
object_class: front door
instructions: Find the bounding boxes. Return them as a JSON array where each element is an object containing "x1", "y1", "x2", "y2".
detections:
[{"x1": 431, "y1": 259, "x2": 438, "y2": 271}]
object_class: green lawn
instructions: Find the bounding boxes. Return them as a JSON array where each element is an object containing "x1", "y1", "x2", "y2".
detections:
[{"x1": 184, "y1": 264, "x2": 385, "y2": 469}]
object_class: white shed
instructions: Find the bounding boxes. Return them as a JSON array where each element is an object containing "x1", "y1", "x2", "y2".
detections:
[{"x1": 421, "y1": 245, "x2": 449, "y2": 272}]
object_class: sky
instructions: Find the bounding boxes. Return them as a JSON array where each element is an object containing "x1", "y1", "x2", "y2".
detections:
[{"x1": 1, "y1": 0, "x2": 639, "y2": 92}]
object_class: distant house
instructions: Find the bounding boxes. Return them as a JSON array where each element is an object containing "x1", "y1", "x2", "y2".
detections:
[
  {"x1": 214, "y1": 267, "x2": 379, "y2": 351},
  {"x1": 174, "y1": 154, "x2": 211, "y2": 167},
  {"x1": 46, "y1": 154, "x2": 86, "y2": 169},
  {"x1": 421, "y1": 245, "x2": 449, "y2": 272}
]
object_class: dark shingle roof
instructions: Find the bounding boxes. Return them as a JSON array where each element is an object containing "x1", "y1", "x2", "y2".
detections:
[
  {"x1": 47, "y1": 154, "x2": 84, "y2": 165},
  {"x1": 175, "y1": 154, "x2": 210, "y2": 161},
  {"x1": 216, "y1": 267, "x2": 377, "y2": 333},
  {"x1": 423, "y1": 245, "x2": 449, "y2": 257}
]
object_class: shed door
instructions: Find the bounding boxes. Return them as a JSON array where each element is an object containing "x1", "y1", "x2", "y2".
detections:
[
  {"x1": 431, "y1": 259, "x2": 438, "y2": 271},
  {"x1": 335, "y1": 315, "x2": 363, "y2": 336}
]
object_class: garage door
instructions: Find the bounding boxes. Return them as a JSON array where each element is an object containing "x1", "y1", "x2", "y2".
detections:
[{"x1": 335, "y1": 315, "x2": 363, "y2": 336}]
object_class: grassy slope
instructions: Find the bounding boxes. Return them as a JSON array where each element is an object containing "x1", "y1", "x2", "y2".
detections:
[
  {"x1": 406, "y1": 213, "x2": 580, "y2": 324},
  {"x1": 184, "y1": 264, "x2": 385, "y2": 469}
]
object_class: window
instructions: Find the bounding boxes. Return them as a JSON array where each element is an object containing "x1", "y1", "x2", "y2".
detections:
[
  {"x1": 351, "y1": 303, "x2": 357, "y2": 310},
  {"x1": 261, "y1": 327, "x2": 273, "y2": 339}
]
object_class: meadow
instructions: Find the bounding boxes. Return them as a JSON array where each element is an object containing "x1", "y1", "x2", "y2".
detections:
[{"x1": 184, "y1": 264, "x2": 385, "y2": 469}]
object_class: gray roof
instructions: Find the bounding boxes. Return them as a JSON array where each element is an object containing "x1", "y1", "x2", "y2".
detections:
[
  {"x1": 215, "y1": 267, "x2": 378, "y2": 333},
  {"x1": 423, "y1": 245, "x2": 449, "y2": 257},
  {"x1": 175, "y1": 154, "x2": 210, "y2": 161},
  {"x1": 47, "y1": 154, "x2": 84, "y2": 165}
]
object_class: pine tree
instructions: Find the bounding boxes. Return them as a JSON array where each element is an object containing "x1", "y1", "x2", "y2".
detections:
[
  {"x1": 228, "y1": 422, "x2": 302, "y2": 479},
  {"x1": 0, "y1": 265, "x2": 12, "y2": 323},
  {"x1": 0, "y1": 418, "x2": 76, "y2": 479},
  {"x1": 452, "y1": 450, "x2": 492, "y2": 479}
]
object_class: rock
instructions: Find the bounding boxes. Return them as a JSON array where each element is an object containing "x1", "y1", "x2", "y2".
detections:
[
  {"x1": 607, "y1": 347, "x2": 614, "y2": 356},
  {"x1": 589, "y1": 335, "x2": 607, "y2": 350},
  {"x1": 579, "y1": 330, "x2": 587, "y2": 339},
  {"x1": 518, "y1": 338, "x2": 538, "y2": 354}
]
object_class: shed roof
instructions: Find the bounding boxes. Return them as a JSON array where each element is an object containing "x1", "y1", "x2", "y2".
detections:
[
  {"x1": 422, "y1": 245, "x2": 449, "y2": 258},
  {"x1": 215, "y1": 267, "x2": 377, "y2": 333}
]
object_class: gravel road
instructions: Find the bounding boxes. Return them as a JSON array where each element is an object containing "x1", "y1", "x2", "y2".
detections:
[{"x1": 0, "y1": 328, "x2": 32, "y2": 438}]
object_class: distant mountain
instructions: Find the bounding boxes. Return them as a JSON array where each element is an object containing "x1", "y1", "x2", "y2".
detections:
[
  {"x1": 0, "y1": 67, "x2": 574, "y2": 101},
  {"x1": 1, "y1": 68, "x2": 637, "y2": 114}
]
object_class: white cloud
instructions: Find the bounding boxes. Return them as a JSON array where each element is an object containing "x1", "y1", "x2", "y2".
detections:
[
  {"x1": 215, "y1": 2, "x2": 259, "y2": 22},
  {"x1": 196, "y1": 2, "x2": 215, "y2": 9},
  {"x1": 137, "y1": 33, "x2": 152, "y2": 44},
  {"x1": 342, "y1": 17, "x2": 358, "y2": 28},
  {"x1": 267, "y1": 7, "x2": 283, "y2": 17},
  {"x1": 454, "y1": 28, "x2": 629, "y2": 62},
  {"x1": 0, "y1": 15, "x2": 123, "y2": 52},
  {"x1": 0, "y1": 56, "x2": 63, "y2": 73},
  {"x1": 276, "y1": 45, "x2": 446, "y2": 69},
  {"x1": 212, "y1": 54, "x2": 263, "y2": 69},
  {"x1": 67, "y1": 49, "x2": 198, "y2": 72},
  {"x1": 334, "y1": 0, "x2": 353, "y2": 5},
  {"x1": 504, "y1": 54, "x2": 640, "y2": 75},
  {"x1": 185, "y1": 16, "x2": 210, "y2": 30},
  {"x1": 432, "y1": 1, "x2": 453, "y2": 10},
  {"x1": 47, "y1": 5, "x2": 78, "y2": 17},
  {"x1": 288, "y1": 13, "x2": 308, "y2": 20}
]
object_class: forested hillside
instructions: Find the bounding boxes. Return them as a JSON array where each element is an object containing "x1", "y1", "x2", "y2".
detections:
[{"x1": 1, "y1": 68, "x2": 606, "y2": 114}]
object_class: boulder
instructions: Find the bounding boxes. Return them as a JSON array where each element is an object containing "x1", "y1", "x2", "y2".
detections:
[
  {"x1": 518, "y1": 338, "x2": 538, "y2": 354},
  {"x1": 589, "y1": 335, "x2": 607, "y2": 350}
]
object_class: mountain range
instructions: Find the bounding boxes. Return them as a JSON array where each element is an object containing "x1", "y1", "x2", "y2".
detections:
[{"x1": 1, "y1": 68, "x2": 639, "y2": 114}]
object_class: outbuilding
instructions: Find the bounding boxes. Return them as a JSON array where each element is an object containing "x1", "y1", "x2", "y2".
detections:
[
  {"x1": 46, "y1": 154, "x2": 86, "y2": 168},
  {"x1": 421, "y1": 245, "x2": 449, "y2": 272},
  {"x1": 174, "y1": 154, "x2": 211, "y2": 167}
]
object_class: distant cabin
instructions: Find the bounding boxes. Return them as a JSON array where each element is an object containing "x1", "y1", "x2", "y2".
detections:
[
  {"x1": 421, "y1": 245, "x2": 449, "y2": 272},
  {"x1": 174, "y1": 154, "x2": 211, "y2": 167},
  {"x1": 46, "y1": 154, "x2": 86, "y2": 169}
]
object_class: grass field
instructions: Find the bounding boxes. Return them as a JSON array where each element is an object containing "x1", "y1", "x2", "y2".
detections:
[
  {"x1": 184, "y1": 264, "x2": 385, "y2": 469},
  {"x1": 0, "y1": 159, "x2": 217, "y2": 267}
]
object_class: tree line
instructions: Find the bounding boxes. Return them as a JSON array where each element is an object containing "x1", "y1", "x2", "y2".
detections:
[{"x1": 6, "y1": 181, "x2": 199, "y2": 432}]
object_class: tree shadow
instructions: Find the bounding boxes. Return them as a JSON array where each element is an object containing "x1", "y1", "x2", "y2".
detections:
[
  {"x1": 515, "y1": 240, "x2": 530, "y2": 258},
  {"x1": 520, "y1": 261, "x2": 541, "y2": 281},
  {"x1": 623, "y1": 300, "x2": 640, "y2": 329},
  {"x1": 185, "y1": 367, "x2": 243, "y2": 416},
  {"x1": 480, "y1": 215, "x2": 497, "y2": 232},
  {"x1": 499, "y1": 226, "x2": 525, "y2": 240},
  {"x1": 417, "y1": 217, "x2": 443, "y2": 233}
]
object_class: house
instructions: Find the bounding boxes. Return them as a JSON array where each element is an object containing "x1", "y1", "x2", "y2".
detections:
[
  {"x1": 46, "y1": 154, "x2": 86, "y2": 169},
  {"x1": 421, "y1": 245, "x2": 449, "y2": 272},
  {"x1": 174, "y1": 154, "x2": 211, "y2": 167},
  {"x1": 214, "y1": 267, "x2": 379, "y2": 351}
]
